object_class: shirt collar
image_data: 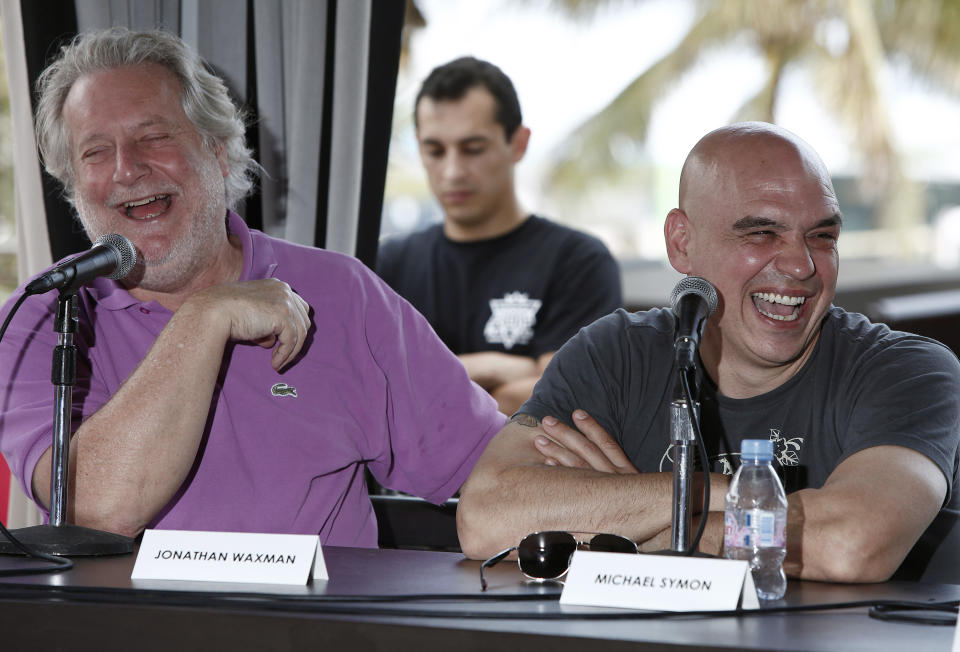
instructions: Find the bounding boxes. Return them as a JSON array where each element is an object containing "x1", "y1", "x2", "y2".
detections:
[{"x1": 89, "y1": 210, "x2": 276, "y2": 310}]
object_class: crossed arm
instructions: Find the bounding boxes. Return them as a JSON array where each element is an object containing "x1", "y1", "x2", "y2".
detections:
[
  {"x1": 457, "y1": 411, "x2": 947, "y2": 582},
  {"x1": 458, "y1": 352, "x2": 554, "y2": 416},
  {"x1": 30, "y1": 279, "x2": 310, "y2": 537}
]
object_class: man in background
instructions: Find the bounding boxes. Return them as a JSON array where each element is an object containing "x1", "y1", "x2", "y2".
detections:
[{"x1": 377, "y1": 57, "x2": 622, "y2": 416}]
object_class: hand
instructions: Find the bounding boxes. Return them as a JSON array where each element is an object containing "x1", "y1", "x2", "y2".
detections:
[
  {"x1": 535, "y1": 410, "x2": 638, "y2": 474},
  {"x1": 187, "y1": 279, "x2": 311, "y2": 370}
]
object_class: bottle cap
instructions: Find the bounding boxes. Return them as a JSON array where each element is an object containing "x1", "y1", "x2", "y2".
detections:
[{"x1": 741, "y1": 439, "x2": 773, "y2": 461}]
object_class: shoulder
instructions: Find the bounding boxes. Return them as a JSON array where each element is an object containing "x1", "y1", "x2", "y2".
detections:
[
  {"x1": 570, "y1": 307, "x2": 674, "y2": 347},
  {"x1": 377, "y1": 225, "x2": 443, "y2": 260},
  {"x1": 529, "y1": 216, "x2": 613, "y2": 256},
  {"x1": 823, "y1": 306, "x2": 960, "y2": 377},
  {"x1": 254, "y1": 231, "x2": 386, "y2": 297}
]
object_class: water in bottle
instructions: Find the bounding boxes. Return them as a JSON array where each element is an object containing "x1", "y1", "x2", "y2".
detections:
[{"x1": 723, "y1": 439, "x2": 788, "y2": 600}]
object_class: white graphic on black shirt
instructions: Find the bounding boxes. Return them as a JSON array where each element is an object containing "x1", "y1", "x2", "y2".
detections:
[
  {"x1": 770, "y1": 428, "x2": 804, "y2": 466},
  {"x1": 483, "y1": 292, "x2": 542, "y2": 350},
  {"x1": 657, "y1": 428, "x2": 804, "y2": 473},
  {"x1": 659, "y1": 447, "x2": 738, "y2": 474}
]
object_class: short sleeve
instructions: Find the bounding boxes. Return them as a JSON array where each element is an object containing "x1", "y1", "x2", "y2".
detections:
[
  {"x1": 841, "y1": 336, "x2": 960, "y2": 505},
  {"x1": 359, "y1": 269, "x2": 505, "y2": 503},
  {"x1": 531, "y1": 237, "x2": 622, "y2": 357},
  {"x1": 519, "y1": 310, "x2": 632, "y2": 440}
]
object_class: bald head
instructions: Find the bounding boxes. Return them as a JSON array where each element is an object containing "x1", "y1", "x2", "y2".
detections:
[{"x1": 678, "y1": 122, "x2": 836, "y2": 221}]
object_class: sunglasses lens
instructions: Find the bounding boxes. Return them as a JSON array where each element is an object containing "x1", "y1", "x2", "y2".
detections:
[
  {"x1": 589, "y1": 533, "x2": 638, "y2": 553},
  {"x1": 517, "y1": 531, "x2": 577, "y2": 580}
]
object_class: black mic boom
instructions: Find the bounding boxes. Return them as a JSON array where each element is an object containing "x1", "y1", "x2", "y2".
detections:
[
  {"x1": 670, "y1": 276, "x2": 719, "y2": 370},
  {"x1": 25, "y1": 234, "x2": 137, "y2": 295}
]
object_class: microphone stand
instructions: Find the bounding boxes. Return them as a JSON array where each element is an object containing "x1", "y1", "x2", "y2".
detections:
[
  {"x1": 669, "y1": 384, "x2": 697, "y2": 553},
  {"x1": 652, "y1": 365, "x2": 711, "y2": 557},
  {"x1": 0, "y1": 291, "x2": 134, "y2": 556}
]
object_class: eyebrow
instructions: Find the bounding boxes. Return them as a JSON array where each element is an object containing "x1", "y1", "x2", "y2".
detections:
[
  {"x1": 74, "y1": 117, "x2": 175, "y2": 149},
  {"x1": 732, "y1": 214, "x2": 843, "y2": 231},
  {"x1": 420, "y1": 135, "x2": 489, "y2": 148}
]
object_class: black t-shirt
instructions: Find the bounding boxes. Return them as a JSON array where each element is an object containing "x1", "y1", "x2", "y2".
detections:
[
  {"x1": 376, "y1": 216, "x2": 622, "y2": 357},
  {"x1": 521, "y1": 306, "x2": 960, "y2": 581}
]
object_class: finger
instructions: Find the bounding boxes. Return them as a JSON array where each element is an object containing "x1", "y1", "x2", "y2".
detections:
[
  {"x1": 534, "y1": 435, "x2": 591, "y2": 469},
  {"x1": 254, "y1": 335, "x2": 278, "y2": 349},
  {"x1": 272, "y1": 316, "x2": 303, "y2": 370},
  {"x1": 572, "y1": 410, "x2": 638, "y2": 474},
  {"x1": 272, "y1": 294, "x2": 312, "y2": 370},
  {"x1": 541, "y1": 415, "x2": 619, "y2": 473}
]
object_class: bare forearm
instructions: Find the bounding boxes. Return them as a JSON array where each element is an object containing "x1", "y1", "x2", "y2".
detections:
[
  {"x1": 490, "y1": 376, "x2": 539, "y2": 415},
  {"x1": 639, "y1": 512, "x2": 725, "y2": 556},
  {"x1": 32, "y1": 278, "x2": 310, "y2": 536},
  {"x1": 783, "y1": 447, "x2": 946, "y2": 583},
  {"x1": 34, "y1": 301, "x2": 230, "y2": 535},
  {"x1": 458, "y1": 417, "x2": 730, "y2": 559},
  {"x1": 459, "y1": 465, "x2": 673, "y2": 558},
  {"x1": 459, "y1": 458, "x2": 726, "y2": 559},
  {"x1": 458, "y1": 352, "x2": 538, "y2": 390}
]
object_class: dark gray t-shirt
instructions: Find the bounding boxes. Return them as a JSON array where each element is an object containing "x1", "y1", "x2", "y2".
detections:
[{"x1": 520, "y1": 306, "x2": 960, "y2": 581}]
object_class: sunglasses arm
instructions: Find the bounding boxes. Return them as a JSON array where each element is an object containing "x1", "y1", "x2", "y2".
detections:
[{"x1": 479, "y1": 546, "x2": 517, "y2": 591}]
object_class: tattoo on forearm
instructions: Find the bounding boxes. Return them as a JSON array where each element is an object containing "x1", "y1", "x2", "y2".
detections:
[{"x1": 508, "y1": 413, "x2": 540, "y2": 428}]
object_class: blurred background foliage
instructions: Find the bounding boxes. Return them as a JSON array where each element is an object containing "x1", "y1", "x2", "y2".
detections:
[
  {"x1": 2, "y1": 2, "x2": 960, "y2": 300},
  {"x1": 387, "y1": 0, "x2": 960, "y2": 268}
]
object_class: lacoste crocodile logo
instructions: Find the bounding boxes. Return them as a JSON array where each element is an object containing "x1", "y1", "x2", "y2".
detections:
[{"x1": 270, "y1": 383, "x2": 298, "y2": 398}]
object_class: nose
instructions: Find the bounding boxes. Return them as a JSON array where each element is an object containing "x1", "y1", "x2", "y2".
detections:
[
  {"x1": 112, "y1": 142, "x2": 149, "y2": 185},
  {"x1": 775, "y1": 235, "x2": 815, "y2": 280},
  {"x1": 440, "y1": 151, "x2": 466, "y2": 183}
]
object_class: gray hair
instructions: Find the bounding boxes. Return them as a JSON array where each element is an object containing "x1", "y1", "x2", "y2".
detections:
[{"x1": 35, "y1": 27, "x2": 257, "y2": 210}]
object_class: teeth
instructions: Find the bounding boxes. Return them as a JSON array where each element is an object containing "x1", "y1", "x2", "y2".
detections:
[
  {"x1": 125, "y1": 195, "x2": 165, "y2": 208},
  {"x1": 752, "y1": 292, "x2": 806, "y2": 306},
  {"x1": 752, "y1": 292, "x2": 805, "y2": 322},
  {"x1": 758, "y1": 310, "x2": 799, "y2": 322}
]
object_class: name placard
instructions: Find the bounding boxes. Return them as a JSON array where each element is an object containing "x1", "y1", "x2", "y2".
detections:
[
  {"x1": 559, "y1": 550, "x2": 759, "y2": 611},
  {"x1": 951, "y1": 608, "x2": 959, "y2": 652},
  {"x1": 131, "y1": 529, "x2": 328, "y2": 585}
]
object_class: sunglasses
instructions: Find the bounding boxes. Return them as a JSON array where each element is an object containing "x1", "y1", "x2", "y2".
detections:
[{"x1": 479, "y1": 530, "x2": 638, "y2": 591}]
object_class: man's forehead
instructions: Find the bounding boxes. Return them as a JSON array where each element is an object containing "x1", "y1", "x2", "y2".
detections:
[
  {"x1": 63, "y1": 64, "x2": 188, "y2": 140},
  {"x1": 416, "y1": 87, "x2": 503, "y2": 139}
]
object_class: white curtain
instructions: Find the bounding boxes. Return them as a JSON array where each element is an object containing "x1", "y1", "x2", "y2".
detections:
[{"x1": 2, "y1": 0, "x2": 50, "y2": 528}]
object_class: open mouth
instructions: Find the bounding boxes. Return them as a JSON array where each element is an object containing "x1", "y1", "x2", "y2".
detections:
[
  {"x1": 124, "y1": 194, "x2": 171, "y2": 219},
  {"x1": 752, "y1": 292, "x2": 806, "y2": 322}
]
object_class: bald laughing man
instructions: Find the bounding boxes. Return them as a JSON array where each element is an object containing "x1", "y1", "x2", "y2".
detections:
[{"x1": 457, "y1": 121, "x2": 960, "y2": 584}]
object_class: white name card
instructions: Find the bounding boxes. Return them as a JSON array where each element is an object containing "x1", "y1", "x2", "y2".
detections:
[
  {"x1": 131, "y1": 529, "x2": 328, "y2": 585},
  {"x1": 559, "y1": 550, "x2": 759, "y2": 611},
  {"x1": 951, "y1": 607, "x2": 959, "y2": 652}
]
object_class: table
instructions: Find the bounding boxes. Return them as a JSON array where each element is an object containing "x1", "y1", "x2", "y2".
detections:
[{"x1": 0, "y1": 546, "x2": 957, "y2": 651}]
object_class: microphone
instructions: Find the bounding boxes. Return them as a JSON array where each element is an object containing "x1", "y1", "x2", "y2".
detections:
[
  {"x1": 25, "y1": 233, "x2": 137, "y2": 295},
  {"x1": 670, "y1": 276, "x2": 718, "y2": 370}
]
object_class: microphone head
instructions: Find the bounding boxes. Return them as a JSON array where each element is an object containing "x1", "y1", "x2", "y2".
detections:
[
  {"x1": 94, "y1": 233, "x2": 138, "y2": 280},
  {"x1": 670, "y1": 276, "x2": 719, "y2": 317}
]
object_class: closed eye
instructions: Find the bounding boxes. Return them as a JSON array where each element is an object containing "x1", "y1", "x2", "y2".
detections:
[{"x1": 80, "y1": 147, "x2": 109, "y2": 161}]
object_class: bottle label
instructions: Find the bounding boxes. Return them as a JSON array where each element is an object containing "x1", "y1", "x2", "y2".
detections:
[{"x1": 724, "y1": 510, "x2": 785, "y2": 548}]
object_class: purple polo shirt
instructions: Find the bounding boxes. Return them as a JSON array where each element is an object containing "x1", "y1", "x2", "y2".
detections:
[{"x1": 0, "y1": 213, "x2": 504, "y2": 546}]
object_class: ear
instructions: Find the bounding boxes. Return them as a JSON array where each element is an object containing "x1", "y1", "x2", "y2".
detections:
[
  {"x1": 510, "y1": 126, "x2": 531, "y2": 163},
  {"x1": 664, "y1": 208, "x2": 694, "y2": 274}
]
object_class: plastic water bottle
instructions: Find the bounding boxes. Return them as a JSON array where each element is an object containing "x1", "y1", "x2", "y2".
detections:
[{"x1": 723, "y1": 439, "x2": 788, "y2": 600}]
